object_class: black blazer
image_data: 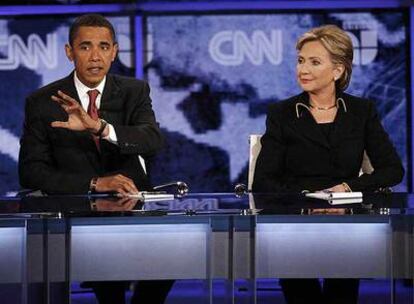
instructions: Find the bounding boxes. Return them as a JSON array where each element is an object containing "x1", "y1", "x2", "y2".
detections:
[
  {"x1": 19, "y1": 73, "x2": 164, "y2": 194},
  {"x1": 252, "y1": 91, "x2": 404, "y2": 193}
]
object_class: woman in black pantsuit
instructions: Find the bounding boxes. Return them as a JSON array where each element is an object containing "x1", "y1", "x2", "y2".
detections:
[{"x1": 253, "y1": 25, "x2": 404, "y2": 304}]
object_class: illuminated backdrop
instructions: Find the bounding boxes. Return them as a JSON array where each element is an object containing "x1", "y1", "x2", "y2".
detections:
[
  {"x1": 0, "y1": 4, "x2": 409, "y2": 194},
  {"x1": 146, "y1": 10, "x2": 408, "y2": 192}
]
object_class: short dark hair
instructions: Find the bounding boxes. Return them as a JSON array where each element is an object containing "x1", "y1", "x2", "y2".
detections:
[{"x1": 69, "y1": 14, "x2": 117, "y2": 46}]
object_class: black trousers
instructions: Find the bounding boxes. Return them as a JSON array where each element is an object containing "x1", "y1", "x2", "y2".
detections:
[
  {"x1": 279, "y1": 278, "x2": 359, "y2": 304},
  {"x1": 90, "y1": 280, "x2": 174, "y2": 304}
]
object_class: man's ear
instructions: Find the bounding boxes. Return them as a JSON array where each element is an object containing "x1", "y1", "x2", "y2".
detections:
[
  {"x1": 111, "y1": 43, "x2": 119, "y2": 62},
  {"x1": 65, "y1": 44, "x2": 74, "y2": 62}
]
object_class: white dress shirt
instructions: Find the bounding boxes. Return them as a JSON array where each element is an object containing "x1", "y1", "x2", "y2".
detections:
[{"x1": 73, "y1": 72, "x2": 118, "y2": 144}]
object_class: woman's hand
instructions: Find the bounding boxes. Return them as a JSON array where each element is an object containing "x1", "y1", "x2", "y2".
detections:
[{"x1": 323, "y1": 183, "x2": 348, "y2": 193}]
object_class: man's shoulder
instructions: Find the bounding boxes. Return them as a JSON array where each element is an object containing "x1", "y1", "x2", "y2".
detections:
[
  {"x1": 342, "y1": 92, "x2": 372, "y2": 103},
  {"x1": 109, "y1": 74, "x2": 147, "y2": 90},
  {"x1": 341, "y1": 92, "x2": 375, "y2": 114},
  {"x1": 27, "y1": 76, "x2": 70, "y2": 100}
]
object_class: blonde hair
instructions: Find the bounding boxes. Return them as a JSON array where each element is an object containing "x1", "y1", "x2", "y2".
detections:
[{"x1": 296, "y1": 24, "x2": 353, "y2": 90}]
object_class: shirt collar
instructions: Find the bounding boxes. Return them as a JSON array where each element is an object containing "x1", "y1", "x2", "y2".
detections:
[
  {"x1": 295, "y1": 89, "x2": 347, "y2": 119},
  {"x1": 73, "y1": 72, "x2": 106, "y2": 98}
]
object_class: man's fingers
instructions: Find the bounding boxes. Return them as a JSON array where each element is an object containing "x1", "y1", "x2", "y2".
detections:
[
  {"x1": 124, "y1": 180, "x2": 139, "y2": 194},
  {"x1": 51, "y1": 95, "x2": 77, "y2": 109},
  {"x1": 51, "y1": 91, "x2": 78, "y2": 107},
  {"x1": 51, "y1": 94, "x2": 68, "y2": 104},
  {"x1": 51, "y1": 95, "x2": 66, "y2": 106},
  {"x1": 57, "y1": 90, "x2": 78, "y2": 105},
  {"x1": 116, "y1": 175, "x2": 139, "y2": 194},
  {"x1": 57, "y1": 103, "x2": 74, "y2": 113},
  {"x1": 51, "y1": 121, "x2": 69, "y2": 129},
  {"x1": 121, "y1": 182, "x2": 138, "y2": 195},
  {"x1": 52, "y1": 94, "x2": 88, "y2": 119},
  {"x1": 96, "y1": 175, "x2": 139, "y2": 195},
  {"x1": 51, "y1": 95, "x2": 60, "y2": 102},
  {"x1": 65, "y1": 105, "x2": 81, "y2": 113},
  {"x1": 116, "y1": 188, "x2": 129, "y2": 197}
]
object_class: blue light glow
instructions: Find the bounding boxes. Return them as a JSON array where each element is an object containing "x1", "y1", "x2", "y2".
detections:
[
  {"x1": 0, "y1": 4, "x2": 133, "y2": 16},
  {"x1": 139, "y1": 0, "x2": 405, "y2": 12}
]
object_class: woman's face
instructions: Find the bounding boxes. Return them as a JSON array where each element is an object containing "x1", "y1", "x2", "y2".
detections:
[{"x1": 296, "y1": 40, "x2": 343, "y2": 95}]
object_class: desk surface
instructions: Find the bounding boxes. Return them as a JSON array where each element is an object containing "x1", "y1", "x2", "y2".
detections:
[
  {"x1": 0, "y1": 192, "x2": 412, "y2": 219},
  {"x1": 0, "y1": 192, "x2": 413, "y2": 284}
]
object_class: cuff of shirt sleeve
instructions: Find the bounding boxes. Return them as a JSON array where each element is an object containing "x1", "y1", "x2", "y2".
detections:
[{"x1": 102, "y1": 123, "x2": 118, "y2": 145}]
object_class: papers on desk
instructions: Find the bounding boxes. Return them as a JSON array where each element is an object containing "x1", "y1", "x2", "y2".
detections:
[
  {"x1": 305, "y1": 192, "x2": 363, "y2": 205},
  {"x1": 126, "y1": 192, "x2": 175, "y2": 202}
]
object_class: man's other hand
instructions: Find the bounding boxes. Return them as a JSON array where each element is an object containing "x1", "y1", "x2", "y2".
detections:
[{"x1": 96, "y1": 174, "x2": 139, "y2": 196}]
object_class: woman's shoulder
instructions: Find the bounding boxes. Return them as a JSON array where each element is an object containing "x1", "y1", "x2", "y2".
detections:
[
  {"x1": 342, "y1": 92, "x2": 370, "y2": 103},
  {"x1": 267, "y1": 93, "x2": 303, "y2": 115},
  {"x1": 341, "y1": 92, "x2": 376, "y2": 114}
]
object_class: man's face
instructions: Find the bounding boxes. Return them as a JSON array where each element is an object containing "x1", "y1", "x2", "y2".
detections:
[{"x1": 65, "y1": 26, "x2": 118, "y2": 88}]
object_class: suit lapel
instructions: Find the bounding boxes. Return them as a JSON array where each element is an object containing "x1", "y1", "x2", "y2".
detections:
[
  {"x1": 99, "y1": 74, "x2": 123, "y2": 118},
  {"x1": 97, "y1": 75, "x2": 125, "y2": 163},
  {"x1": 293, "y1": 93, "x2": 330, "y2": 149},
  {"x1": 293, "y1": 92, "x2": 358, "y2": 149},
  {"x1": 330, "y1": 96, "x2": 359, "y2": 148},
  {"x1": 59, "y1": 73, "x2": 81, "y2": 103}
]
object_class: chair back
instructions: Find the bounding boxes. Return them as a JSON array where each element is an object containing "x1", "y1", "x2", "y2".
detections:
[
  {"x1": 139, "y1": 155, "x2": 147, "y2": 174},
  {"x1": 248, "y1": 134, "x2": 262, "y2": 191},
  {"x1": 360, "y1": 151, "x2": 374, "y2": 175}
]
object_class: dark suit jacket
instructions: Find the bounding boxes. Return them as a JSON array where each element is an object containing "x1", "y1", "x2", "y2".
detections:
[
  {"x1": 19, "y1": 73, "x2": 164, "y2": 194},
  {"x1": 252, "y1": 91, "x2": 404, "y2": 193}
]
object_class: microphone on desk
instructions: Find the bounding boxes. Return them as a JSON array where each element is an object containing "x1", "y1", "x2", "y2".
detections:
[
  {"x1": 153, "y1": 181, "x2": 189, "y2": 196},
  {"x1": 234, "y1": 183, "x2": 248, "y2": 197}
]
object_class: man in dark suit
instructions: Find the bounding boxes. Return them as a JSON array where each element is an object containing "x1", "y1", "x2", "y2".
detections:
[
  {"x1": 19, "y1": 13, "x2": 163, "y2": 196},
  {"x1": 19, "y1": 14, "x2": 172, "y2": 304}
]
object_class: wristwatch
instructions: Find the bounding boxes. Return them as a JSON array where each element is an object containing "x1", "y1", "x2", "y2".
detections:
[
  {"x1": 88, "y1": 176, "x2": 98, "y2": 195},
  {"x1": 94, "y1": 119, "x2": 107, "y2": 137}
]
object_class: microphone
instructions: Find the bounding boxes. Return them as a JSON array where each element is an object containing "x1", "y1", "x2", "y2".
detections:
[
  {"x1": 153, "y1": 181, "x2": 189, "y2": 196},
  {"x1": 234, "y1": 183, "x2": 248, "y2": 197}
]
